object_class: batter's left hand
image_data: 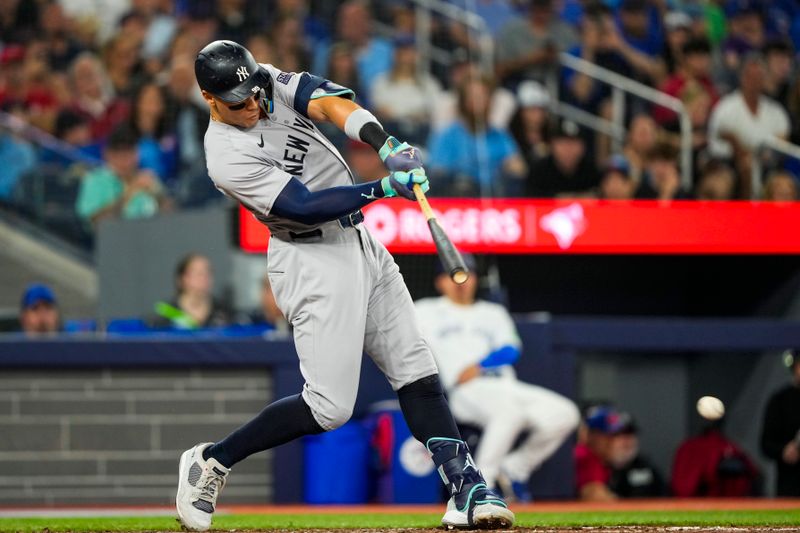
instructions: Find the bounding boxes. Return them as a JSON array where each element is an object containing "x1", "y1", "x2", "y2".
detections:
[
  {"x1": 381, "y1": 168, "x2": 429, "y2": 200},
  {"x1": 379, "y1": 136, "x2": 423, "y2": 172}
]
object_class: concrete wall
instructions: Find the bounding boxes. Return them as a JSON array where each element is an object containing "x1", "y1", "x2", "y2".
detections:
[
  {"x1": 96, "y1": 208, "x2": 233, "y2": 322},
  {"x1": 0, "y1": 368, "x2": 272, "y2": 505}
]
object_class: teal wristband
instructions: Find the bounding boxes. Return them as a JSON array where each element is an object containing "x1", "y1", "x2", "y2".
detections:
[
  {"x1": 379, "y1": 136, "x2": 401, "y2": 161},
  {"x1": 380, "y1": 176, "x2": 395, "y2": 197}
]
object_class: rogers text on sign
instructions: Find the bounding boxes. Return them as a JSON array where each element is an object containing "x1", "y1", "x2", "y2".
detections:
[{"x1": 239, "y1": 199, "x2": 800, "y2": 255}]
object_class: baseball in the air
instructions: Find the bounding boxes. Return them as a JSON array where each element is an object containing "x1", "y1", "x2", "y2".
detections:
[{"x1": 696, "y1": 395, "x2": 725, "y2": 420}]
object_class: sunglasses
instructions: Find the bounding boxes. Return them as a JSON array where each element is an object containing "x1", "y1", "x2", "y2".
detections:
[{"x1": 225, "y1": 94, "x2": 258, "y2": 111}]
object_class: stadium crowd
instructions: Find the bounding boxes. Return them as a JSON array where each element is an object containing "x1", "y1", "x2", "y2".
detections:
[{"x1": 2, "y1": 0, "x2": 800, "y2": 246}]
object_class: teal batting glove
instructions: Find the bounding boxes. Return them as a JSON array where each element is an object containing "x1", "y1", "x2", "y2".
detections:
[
  {"x1": 381, "y1": 168, "x2": 429, "y2": 200},
  {"x1": 379, "y1": 136, "x2": 423, "y2": 172}
]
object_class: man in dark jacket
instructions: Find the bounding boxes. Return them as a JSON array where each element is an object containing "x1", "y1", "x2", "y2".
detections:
[{"x1": 761, "y1": 349, "x2": 800, "y2": 496}]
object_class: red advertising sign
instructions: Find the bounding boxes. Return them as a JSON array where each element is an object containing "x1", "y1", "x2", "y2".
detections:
[{"x1": 238, "y1": 199, "x2": 800, "y2": 254}]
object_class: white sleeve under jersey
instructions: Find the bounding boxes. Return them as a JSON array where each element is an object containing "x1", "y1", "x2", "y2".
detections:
[{"x1": 415, "y1": 297, "x2": 522, "y2": 391}]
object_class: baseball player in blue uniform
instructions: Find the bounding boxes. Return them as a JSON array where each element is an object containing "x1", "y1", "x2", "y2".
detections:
[{"x1": 175, "y1": 40, "x2": 514, "y2": 531}]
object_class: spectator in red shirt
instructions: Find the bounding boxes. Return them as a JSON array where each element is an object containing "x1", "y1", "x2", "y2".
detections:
[
  {"x1": 671, "y1": 415, "x2": 760, "y2": 497},
  {"x1": 654, "y1": 38, "x2": 719, "y2": 128},
  {"x1": 575, "y1": 406, "x2": 630, "y2": 501}
]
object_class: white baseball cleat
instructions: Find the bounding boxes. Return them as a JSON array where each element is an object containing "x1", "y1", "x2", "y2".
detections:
[
  {"x1": 441, "y1": 496, "x2": 516, "y2": 529},
  {"x1": 176, "y1": 442, "x2": 230, "y2": 531}
]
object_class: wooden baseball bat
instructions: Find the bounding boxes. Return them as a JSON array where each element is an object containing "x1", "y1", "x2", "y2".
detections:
[{"x1": 412, "y1": 184, "x2": 469, "y2": 284}]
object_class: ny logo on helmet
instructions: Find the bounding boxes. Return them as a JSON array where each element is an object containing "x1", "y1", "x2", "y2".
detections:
[{"x1": 236, "y1": 66, "x2": 249, "y2": 82}]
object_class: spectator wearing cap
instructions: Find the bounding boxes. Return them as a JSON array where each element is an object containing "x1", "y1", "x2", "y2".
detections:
[
  {"x1": 655, "y1": 38, "x2": 719, "y2": 129},
  {"x1": 370, "y1": 34, "x2": 442, "y2": 147},
  {"x1": 707, "y1": 53, "x2": 790, "y2": 198},
  {"x1": 18, "y1": 283, "x2": 61, "y2": 337},
  {"x1": 575, "y1": 406, "x2": 634, "y2": 501},
  {"x1": 494, "y1": 0, "x2": 577, "y2": 87},
  {"x1": 427, "y1": 75, "x2": 526, "y2": 196},
  {"x1": 75, "y1": 126, "x2": 171, "y2": 231},
  {"x1": 597, "y1": 154, "x2": 636, "y2": 200},
  {"x1": 606, "y1": 413, "x2": 665, "y2": 498},
  {"x1": 761, "y1": 349, "x2": 800, "y2": 496},
  {"x1": 663, "y1": 10, "x2": 693, "y2": 75},
  {"x1": 526, "y1": 118, "x2": 599, "y2": 198},
  {"x1": 509, "y1": 81, "x2": 552, "y2": 170}
]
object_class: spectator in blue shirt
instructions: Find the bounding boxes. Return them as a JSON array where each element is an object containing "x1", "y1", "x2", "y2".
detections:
[
  {"x1": 562, "y1": 2, "x2": 664, "y2": 113},
  {"x1": 0, "y1": 131, "x2": 36, "y2": 201},
  {"x1": 428, "y1": 75, "x2": 526, "y2": 196},
  {"x1": 312, "y1": 0, "x2": 393, "y2": 92}
]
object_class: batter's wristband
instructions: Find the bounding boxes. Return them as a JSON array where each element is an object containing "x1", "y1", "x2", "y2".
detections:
[
  {"x1": 380, "y1": 176, "x2": 395, "y2": 197},
  {"x1": 344, "y1": 108, "x2": 382, "y2": 141},
  {"x1": 378, "y1": 136, "x2": 402, "y2": 161}
]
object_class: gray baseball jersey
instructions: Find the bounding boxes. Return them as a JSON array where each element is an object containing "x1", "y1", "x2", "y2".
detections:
[
  {"x1": 203, "y1": 65, "x2": 438, "y2": 430},
  {"x1": 205, "y1": 64, "x2": 356, "y2": 234}
]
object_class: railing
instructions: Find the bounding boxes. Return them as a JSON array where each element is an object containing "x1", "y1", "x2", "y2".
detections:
[
  {"x1": 0, "y1": 111, "x2": 102, "y2": 166},
  {"x1": 0, "y1": 111, "x2": 100, "y2": 248},
  {"x1": 752, "y1": 136, "x2": 800, "y2": 198},
  {"x1": 386, "y1": 2, "x2": 692, "y2": 187},
  {"x1": 404, "y1": 0, "x2": 494, "y2": 76},
  {"x1": 558, "y1": 52, "x2": 694, "y2": 189}
]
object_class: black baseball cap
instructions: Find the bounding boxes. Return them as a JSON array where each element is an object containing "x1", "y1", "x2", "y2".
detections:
[{"x1": 548, "y1": 118, "x2": 582, "y2": 140}]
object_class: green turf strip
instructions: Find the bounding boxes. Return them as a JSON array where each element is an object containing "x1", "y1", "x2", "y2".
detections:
[{"x1": 0, "y1": 509, "x2": 799, "y2": 532}]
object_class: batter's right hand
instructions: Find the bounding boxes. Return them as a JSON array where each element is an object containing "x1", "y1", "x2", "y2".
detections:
[{"x1": 381, "y1": 168, "x2": 429, "y2": 200}]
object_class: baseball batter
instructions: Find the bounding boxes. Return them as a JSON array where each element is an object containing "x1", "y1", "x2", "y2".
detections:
[
  {"x1": 415, "y1": 259, "x2": 580, "y2": 500},
  {"x1": 175, "y1": 40, "x2": 514, "y2": 531}
]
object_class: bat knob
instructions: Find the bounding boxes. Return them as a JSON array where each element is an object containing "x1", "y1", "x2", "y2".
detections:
[{"x1": 452, "y1": 270, "x2": 469, "y2": 285}]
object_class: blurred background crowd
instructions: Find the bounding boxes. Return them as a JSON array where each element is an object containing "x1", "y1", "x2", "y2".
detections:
[{"x1": 2, "y1": 0, "x2": 800, "y2": 250}]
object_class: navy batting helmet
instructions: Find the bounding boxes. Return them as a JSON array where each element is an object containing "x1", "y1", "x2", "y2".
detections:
[{"x1": 195, "y1": 40, "x2": 272, "y2": 104}]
